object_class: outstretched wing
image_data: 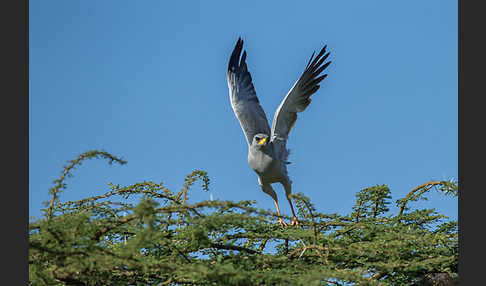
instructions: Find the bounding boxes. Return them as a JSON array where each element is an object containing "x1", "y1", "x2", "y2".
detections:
[
  {"x1": 227, "y1": 38, "x2": 271, "y2": 146},
  {"x1": 271, "y1": 44, "x2": 331, "y2": 160}
]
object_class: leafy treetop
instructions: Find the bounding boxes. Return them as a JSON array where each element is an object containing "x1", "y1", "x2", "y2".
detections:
[{"x1": 29, "y1": 150, "x2": 458, "y2": 286}]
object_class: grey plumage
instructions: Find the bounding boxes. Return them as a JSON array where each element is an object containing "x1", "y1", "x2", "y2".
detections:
[
  {"x1": 226, "y1": 37, "x2": 331, "y2": 226},
  {"x1": 227, "y1": 39, "x2": 271, "y2": 146}
]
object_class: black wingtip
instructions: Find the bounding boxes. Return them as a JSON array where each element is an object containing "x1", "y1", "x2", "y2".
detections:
[
  {"x1": 241, "y1": 50, "x2": 247, "y2": 66},
  {"x1": 309, "y1": 44, "x2": 328, "y2": 68},
  {"x1": 306, "y1": 51, "x2": 315, "y2": 69},
  {"x1": 237, "y1": 37, "x2": 243, "y2": 49},
  {"x1": 228, "y1": 37, "x2": 245, "y2": 71}
]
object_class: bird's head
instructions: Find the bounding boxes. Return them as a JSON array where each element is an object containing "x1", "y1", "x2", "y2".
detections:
[{"x1": 252, "y1": 133, "x2": 269, "y2": 148}]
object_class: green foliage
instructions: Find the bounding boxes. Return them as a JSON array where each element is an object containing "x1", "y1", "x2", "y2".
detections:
[{"x1": 29, "y1": 150, "x2": 458, "y2": 285}]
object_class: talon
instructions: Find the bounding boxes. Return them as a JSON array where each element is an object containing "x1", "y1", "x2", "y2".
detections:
[
  {"x1": 290, "y1": 217, "x2": 300, "y2": 228},
  {"x1": 278, "y1": 218, "x2": 288, "y2": 226}
]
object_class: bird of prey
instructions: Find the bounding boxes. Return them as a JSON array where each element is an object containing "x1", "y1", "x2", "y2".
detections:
[{"x1": 226, "y1": 38, "x2": 331, "y2": 227}]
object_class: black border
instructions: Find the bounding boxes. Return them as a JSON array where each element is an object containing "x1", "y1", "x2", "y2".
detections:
[
  {"x1": 458, "y1": 0, "x2": 482, "y2": 285},
  {"x1": 3, "y1": 0, "x2": 28, "y2": 284},
  {"x1": 16, "y1": 0, "x2": 473, "y2": 284}
]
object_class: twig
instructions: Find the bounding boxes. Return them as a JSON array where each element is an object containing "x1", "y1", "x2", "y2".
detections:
[
  {"x1": 258, "y1": 238, "x2": 268, "y2": 252},
  {"x1": 209, "y1": 242, "x2": 258, "y2": 254},
  {"x1": 46, "y1": 150, "x2": 126, "y2": 221},
  {"x1": 398, "y1": 181, "x2": 443, "y2": 216}
]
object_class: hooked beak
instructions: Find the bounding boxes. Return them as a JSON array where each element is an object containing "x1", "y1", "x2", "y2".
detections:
[{"x1": 257, "y1": 137, "x2": 267, "y2": 145}]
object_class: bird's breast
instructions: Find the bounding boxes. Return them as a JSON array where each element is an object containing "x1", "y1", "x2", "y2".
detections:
[{"x1": 248, "y1": 148, "x2": 276, "y2": 175}]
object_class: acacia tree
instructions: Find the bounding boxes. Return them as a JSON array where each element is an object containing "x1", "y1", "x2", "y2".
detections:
[{"x1": 29, "y1": 150, "x2": 458, "y2": 285}]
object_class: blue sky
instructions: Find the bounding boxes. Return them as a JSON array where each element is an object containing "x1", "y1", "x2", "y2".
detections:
[{"x1": 30, "y1": 0, "x2": 457, "y2": 221}]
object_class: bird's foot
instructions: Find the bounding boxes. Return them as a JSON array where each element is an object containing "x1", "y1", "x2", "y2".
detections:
[
  {"x1": 278, "y1": 217, "x2": 288, "y2": 227},
  {"x1": 290, "y1": 217, "x2": 300, "y2": 228}
]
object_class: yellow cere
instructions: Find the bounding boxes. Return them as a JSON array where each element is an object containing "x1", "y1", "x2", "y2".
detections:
[{"x1": 258, "y1": 137, "x2": 267, "y2": 145}]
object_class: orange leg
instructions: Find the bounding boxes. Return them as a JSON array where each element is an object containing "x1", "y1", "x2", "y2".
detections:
[
  {"x1": 287, "y1": 198, "x2": 300, "y2": 228},
  {"x1": 273, "y1": 200, "x2": 288, "y2": 226}
]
